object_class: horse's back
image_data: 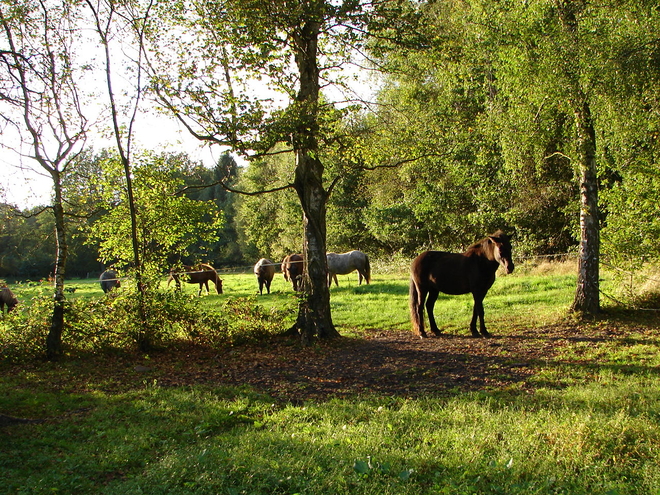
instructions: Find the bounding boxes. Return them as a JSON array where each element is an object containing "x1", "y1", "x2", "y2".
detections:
[
  {"x1": 411, "y1": 251, "x2": 472, "y2": 295},
  {"x1": 327, "y1": 250, "x2": 366, "y2": 274},
  {"x1": 254, "y1": 258, "x2": 275, "y2": 279},
  {"x1": 99, "y1": 270, "x2": 120, "y2": 293}
]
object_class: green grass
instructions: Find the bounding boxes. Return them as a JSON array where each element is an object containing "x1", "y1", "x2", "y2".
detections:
[
  {"x1": 6, "y1": 261, "x2": 579, "y2": 335},
  {"x1": 2, "y1": 380, "x2": 660, "y2": 494},
  {"x1": 2, "y1": 262, "x2": 660, "y2": 494}
]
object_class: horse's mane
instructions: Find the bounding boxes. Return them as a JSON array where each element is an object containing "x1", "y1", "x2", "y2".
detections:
[{"x1": 464, "y1": 231, "x2": 507, "y2": 257}]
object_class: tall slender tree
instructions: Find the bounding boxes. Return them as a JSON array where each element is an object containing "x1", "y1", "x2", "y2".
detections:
[
  {"x1": 0, "y1": 0, "x2": 90, "y2": 358},
  {"x1": 554, "y1": 0, "x2": 599, "y2": 314}
]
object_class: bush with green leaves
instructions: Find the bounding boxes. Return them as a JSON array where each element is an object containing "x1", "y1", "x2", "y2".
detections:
[{"x1": 0, "y1": 290, "x2": 295, "y2": 362}]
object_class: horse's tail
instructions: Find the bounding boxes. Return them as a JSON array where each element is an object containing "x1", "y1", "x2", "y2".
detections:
[
  {"x1": 364, "y1": 254, "x2": 371, "y2": 284},
  {"x1": 409, "y1": 276, "x2": 423, "y2": 336}
]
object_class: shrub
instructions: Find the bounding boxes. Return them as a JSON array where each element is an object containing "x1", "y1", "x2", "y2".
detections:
[{"x1": 0, "y1": 290, "x2": 295, "y2": 362}]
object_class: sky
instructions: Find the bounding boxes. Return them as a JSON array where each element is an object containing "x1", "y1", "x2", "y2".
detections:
[
  {"x1": 0, "y1": 16, "x2": 375, "y2": 210},
  {"x1": 0, "y1": 112, "x2": 225, "y2": 209}
]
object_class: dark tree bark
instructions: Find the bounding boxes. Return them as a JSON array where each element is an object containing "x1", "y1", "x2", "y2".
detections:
[
  {"x1": 571, "y1": 100, "x2": 600, "y2": 315},
  {"x1": 46, "y1": 175, "x2": 68, "y2": 360}
]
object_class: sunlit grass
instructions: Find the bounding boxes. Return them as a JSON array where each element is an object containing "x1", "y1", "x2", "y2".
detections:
[{"x1": 0, "y1": 261, "x2": 592, "y2": 337}]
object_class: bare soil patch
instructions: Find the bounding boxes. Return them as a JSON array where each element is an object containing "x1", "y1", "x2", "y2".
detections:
[
  {"x1": 140, "y1": 318, "x2": 657, "y2": 402},
  {"x1": 11, "y1": 315, "x2": 657, "y2": 403}
]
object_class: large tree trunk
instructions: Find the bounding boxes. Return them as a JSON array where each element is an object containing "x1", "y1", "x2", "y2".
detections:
[
  {"x1": 557, "y1": 0, "x2": 600, "y2": 315},
  {"x1": 570, "y1": 99, "x2": 599, "y2": 314},
  {"x1": 289, "y1": 18, "x2": 339, "y2": 342}
]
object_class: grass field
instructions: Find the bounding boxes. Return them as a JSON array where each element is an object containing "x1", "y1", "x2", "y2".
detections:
[
  {"x1": 3, "y1": 259, "x2": 580, "y2": 334},
  {"x1": 2, "y1": 262, "x2": 660, "y2": 494}
]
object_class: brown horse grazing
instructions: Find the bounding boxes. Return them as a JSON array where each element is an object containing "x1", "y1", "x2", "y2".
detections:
[
  {"x1": 254, "y1": 258, "x2": 275, "y2": 295},
  {"x1": 409, "y1": 231, "x2": 514, "y2": 339},
  {"x1": 168, "y1": 263, "x2": 223, "y2": 296},
  {"x1": 281, "y1": 254, "x2": 304, "y2": 291},
  {"x1": 99, "y1": 269, "x2": 121, "y2": 293},
  {"x1": 0, "y1": 286, "x2": 18, "y2": 313},
  {"x1": 326, "y1": 250, "x2": 371, "y2": 287}
]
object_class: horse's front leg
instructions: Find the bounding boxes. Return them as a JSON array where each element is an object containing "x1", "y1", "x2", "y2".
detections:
[
  {"x1": 425, "y1": 290, "x2": 442, "y2": 336},
  {"x1": 470, "y1": 294, "x2": 489, "y2": 337}
]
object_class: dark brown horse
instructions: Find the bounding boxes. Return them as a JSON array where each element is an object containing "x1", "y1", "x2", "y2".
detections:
[
  {"x1": 254, "y1": 258, "x2": 275, "y2": 294},
  {"x1": 0, "y1": 286, "x2": 18, "y2": 313},
  {"x1": 99, "y1": 269, "x2": 121, "y2": 293},
  {"x1": 168, "y1": 263, "x2": 223, "y2": 296},
  {"x1": 281, "y1": 254, "x2": 304, "y2": 291},
  {"x1": 409, "y1": 231, "x2": 514, "y2": 338}
]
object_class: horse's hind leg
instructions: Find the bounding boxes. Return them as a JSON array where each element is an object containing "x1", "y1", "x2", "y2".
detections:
[
  {"x1": 425, "y1": 290, "x2": 442, "y2": 336},
  {"x1": 410, "y1": 281, "x2": 428, "y2": 338}
]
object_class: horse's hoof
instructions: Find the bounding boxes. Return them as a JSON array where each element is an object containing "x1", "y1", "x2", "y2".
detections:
[
  {"x1": 481, "y1": 333, "x2": 492, "y2": 338},
  {"x1": 470, "y1": 333, "x2": 482, "y2": 338},
  {"x1": 419, "y1": 333, "x2": 428, "y2": 339}
]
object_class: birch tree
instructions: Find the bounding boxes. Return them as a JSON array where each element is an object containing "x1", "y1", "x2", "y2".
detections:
[{"x1": 0, "y1": 0, "x2": 90, "y2": 358}]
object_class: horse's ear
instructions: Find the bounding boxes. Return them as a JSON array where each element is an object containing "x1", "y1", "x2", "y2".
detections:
[{"x1": 489, "y1": 230, "x2": 510, "y2": 244}]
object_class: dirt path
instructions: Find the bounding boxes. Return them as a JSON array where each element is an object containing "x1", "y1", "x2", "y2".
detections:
[{"x1": 145, "y1": 321, "x2": 644, "y2": 401}]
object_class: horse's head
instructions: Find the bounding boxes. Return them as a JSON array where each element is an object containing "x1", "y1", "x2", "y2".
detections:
[{"x1": 489, "y1": 231, "x2": 514, "y2": 274}]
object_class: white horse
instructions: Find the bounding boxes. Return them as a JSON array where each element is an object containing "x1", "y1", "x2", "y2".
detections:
[{"x1": 326, "y1": 250, "x2": 371, "y2": 287}]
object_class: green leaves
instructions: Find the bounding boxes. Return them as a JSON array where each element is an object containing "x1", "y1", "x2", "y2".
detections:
[
  {"x1": 352, "y1": 456, "x2": 413, "y2": 482},
  {"x1": 86, "y1": 150, "x2": 224, "y2": 277}
]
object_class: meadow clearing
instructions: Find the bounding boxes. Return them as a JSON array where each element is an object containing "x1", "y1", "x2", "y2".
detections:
[{"x1": 1, "y1": 260, "x2": 660, "y2": 494}]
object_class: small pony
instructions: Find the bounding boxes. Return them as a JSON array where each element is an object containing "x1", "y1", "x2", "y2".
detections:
[
  {"x1": 99, "y1": 269, "x2": 121, "y2": 293},
  {"x1": 254, "y1": 258, "x2": 275, "y2": 295},
  {"x1": 0, "y1": 286, "x2": 18, "y2": 313},
  {"x1": 281, "y1": 254, "x2": 304, "y2": 291},
  {"x1": 168, "y1": 263, "x2": 223, "y2": 296},
  {"x1": 326, "y1": 250, "x2": 371, "y2": 287},
  {"x1": 409, "y1": 231, "x2": 514, "y2": 338}
]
